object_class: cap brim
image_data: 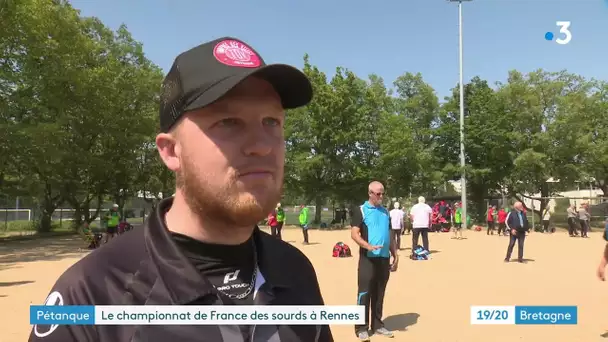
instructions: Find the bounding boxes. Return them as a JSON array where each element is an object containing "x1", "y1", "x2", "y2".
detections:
[{"x1": 184, "y1": 64, "x2": 312, "y2": 113}]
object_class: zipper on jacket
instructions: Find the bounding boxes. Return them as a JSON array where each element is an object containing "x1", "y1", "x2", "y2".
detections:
[{"x1": 249, "y1": 325, "x2": 257, "y2": 342}]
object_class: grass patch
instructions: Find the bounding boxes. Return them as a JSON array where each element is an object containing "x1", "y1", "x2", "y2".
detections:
[
  {"x1": 0, "y1": 217, "x2": 145, "y2": 240},
  {"x1": 1, "y1": 217, "x2": 144, "y2": 233},
  {"x1": 0, "y1": 220, "x2": 72, "y2": 233},
  {"x1": 0, "y1": 230, "x2": 78, "y2": 243}
]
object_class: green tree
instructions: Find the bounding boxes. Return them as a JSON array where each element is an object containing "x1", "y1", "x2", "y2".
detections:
[
  {"x1": 574, "y1": 81, "x2": 608, "y2": 195},
  {"x1": 137, "y1": 142, "x2": 176, "y2": 207},
  {"x1": 438, "y1": 77, "x2": 513, "y2": 219},
  {"x1": 97, "y1": 25, "x2": 163, "y2": 217},
  {"x1": 1, "y1": 0, "x2": 92, "y2": 231},
  {"x1": 375, "y1": 99, "x2": 418, "y2": 199},
  {"x1": 284, "y1": 55, "x2": 335, "y2": 220},
  {"x1": 393, "y1": 73, "x2": 442, "y2": 196},
  {"x1": 1, "y1": 0, "x2": 163, "y2": 231},
  {"x1": 498, "y1": 70, "x2": 587, "y2": 218},
  {"x1": 285, "y1": 56, "x2": 381, "y2": 222},
  {"x1": 59, "y1": 21, "x2": 163, "y2": 227}
]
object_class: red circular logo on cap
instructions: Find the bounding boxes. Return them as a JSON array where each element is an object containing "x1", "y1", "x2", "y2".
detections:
[{"x1": 213, "y1": 40, "x2": 261, "y2": 68}]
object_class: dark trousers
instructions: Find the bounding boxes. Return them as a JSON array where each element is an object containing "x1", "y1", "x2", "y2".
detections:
[
  {"x1": 505, "y1": 230, "x2": 526, "y2": 261},
  {"x1": 412, "y1": 228, "x2": 429, "y2": 251},
  {"x1": 542, "y1": 220, "x2": 550, "y2": 232},
  {"x1": 403, "y1": 222, "x2": 411, "y2": 235},
  {"x1": 580, "y1": 220, "x2": 589, "y2": 237},
  {"x1": 497, "y1": 222, "x2": 506, "y2": 235},
  {"x1": 301, "y1": 225, "x2": 309, "y2": 243},
  {"x1": 355, "y1": 256, "x2": 390, "y2": 334},
  {"x1": 390, "y1": 230, "x2": 401, "y2": 250},
  {"x1": 271, "y1": 223, "x2": 282, "y2": 240},
  {"x1": 567, "y1": 217, "x2": 578, "y2": 235},
  {"x1": 487, "y1": 221, "x2": 495, "y2": 234}
]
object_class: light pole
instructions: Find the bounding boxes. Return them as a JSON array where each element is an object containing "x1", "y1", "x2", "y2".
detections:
[{"x1": 448, "y1": 0, "x2": 472, "y2": 228}]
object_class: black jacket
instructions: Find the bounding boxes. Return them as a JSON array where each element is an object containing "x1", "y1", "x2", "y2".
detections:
[
  {"x1": 29, "y1": 198, "x2": 333, "y2": 342},
  {"x1": 506, "y1": 210, "x2": 530, "y2": 232}
]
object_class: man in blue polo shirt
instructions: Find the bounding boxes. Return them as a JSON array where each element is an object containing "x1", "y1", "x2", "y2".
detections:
[{"x1": 350, "y1": 181, "x2": 399, "y2": 341}]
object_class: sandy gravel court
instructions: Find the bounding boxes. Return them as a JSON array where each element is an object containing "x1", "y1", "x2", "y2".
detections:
[{"x1": 1, "y1": 228, "x2": 608, "y2": 341}]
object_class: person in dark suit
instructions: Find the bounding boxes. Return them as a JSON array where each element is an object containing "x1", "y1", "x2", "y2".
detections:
[{"x1": 504, "y1": 201, "x2": 530, "y2": 263}]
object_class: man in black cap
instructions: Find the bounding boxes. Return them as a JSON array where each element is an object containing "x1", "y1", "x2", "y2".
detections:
[{"x1": 30, "y1": 37, "x2": 333, "y2": 342}]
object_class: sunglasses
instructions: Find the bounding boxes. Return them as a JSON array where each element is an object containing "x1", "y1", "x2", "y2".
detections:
[{"x1": 370, "y1": 191, "x2": 384, "y2": 197}]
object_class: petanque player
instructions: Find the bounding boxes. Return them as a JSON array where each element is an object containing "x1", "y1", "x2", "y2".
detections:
[
  {"x1": 267, "y1": 207, "x2": 281, "y2": 239},
  {"x1": 389, "y1": 201, "x2": 405, "y2": 249},
  {"x1": 504, "y1": 201, "x2": 530, "y2": 263},
  {"x1": 29, "y1": 37, "x2": 333, "y2": 342},
  {"x1": 276, "y1": 202, "x2": 285, "y2": 236},
  {"x1": 299, "y1": 204, "x2": 311, "y2": 244},
  {"x1": 452, "y1": 202, "x2": 464, "y2": 239},
  {"x1": 350, "y1": 181, "x2": 398, "y2": 341},
  {"x1": 104, "y1": 204, "x2": 121, "y2": 243},
  {"x1": 410, "y1": 196, "x2": 432, "y2": 252}
]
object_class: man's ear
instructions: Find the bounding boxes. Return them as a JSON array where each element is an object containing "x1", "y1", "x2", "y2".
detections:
[{"x1": 156, "y1": 132, "x2": 181, "y2": 172}]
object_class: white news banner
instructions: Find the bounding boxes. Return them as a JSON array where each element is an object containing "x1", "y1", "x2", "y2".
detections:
[
  {"x1": 470, "y1": 306, "x2": 516, "y2": 325},
  {"x1": 96, "y1": 306, "x2": 364, "y2": 325}
]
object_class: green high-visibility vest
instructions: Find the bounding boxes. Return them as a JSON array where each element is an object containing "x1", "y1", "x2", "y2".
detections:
[
  {"x1": 106, "y1": 211, "x2": 120, "y2": 227},
  {"x1": 454, "y1": 208, "x2": 462, "y2": 223},
  {"x1": 299, "y1": 207, "x2": 309, "y2": 225},
  {"x1": 276, "y1": 208, "x2": 285, "y2": 222}
]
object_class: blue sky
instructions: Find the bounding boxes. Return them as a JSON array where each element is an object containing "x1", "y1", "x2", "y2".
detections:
[{"x1": 69, "y1": 0, "x2": 608, "y2": 100}]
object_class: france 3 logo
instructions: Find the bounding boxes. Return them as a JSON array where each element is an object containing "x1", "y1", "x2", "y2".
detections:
[{"x1": 545, "y1": 21, "x2": 572, "y2": 45}]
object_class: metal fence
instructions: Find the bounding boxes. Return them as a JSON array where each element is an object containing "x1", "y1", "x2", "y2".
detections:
[
  {"x1": 483, "y1": 196, "x2": 608, "y2": 230},
  {"x1": 0, "y1": 205, "x2": 343, "y2": 231},
  {"x1": 0, "y1": 209, "x2": 32, "y2": 222},
  {"x1": 527, "y1": 196, "x2": 607, "y2": 229},
  {"x1": 0, "y1": 207, "x2": 153, "y2": 231}
]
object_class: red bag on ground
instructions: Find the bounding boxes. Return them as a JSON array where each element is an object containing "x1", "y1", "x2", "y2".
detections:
[{"x1": 332, "y1": 242, "x2": 352, "y2": 257}]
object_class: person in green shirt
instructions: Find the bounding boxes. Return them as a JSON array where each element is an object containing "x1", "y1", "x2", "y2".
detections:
[
  {"x1": 104, "y1": 204, "x2": 121, "y2": 243},
  {"x1": 298, "y1": 204, "x2": 310, "y2": 244},
  {"x1": 276, "y1": 203, "x2": 285, "y2": 232},
  {"x1": 453, "y1": 202, "x2": 464, "y2": 239}
]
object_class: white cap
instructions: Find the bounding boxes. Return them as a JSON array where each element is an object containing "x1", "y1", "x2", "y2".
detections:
[{"x1": 112, "y1": 204, "x2": 119, "y2": 208}]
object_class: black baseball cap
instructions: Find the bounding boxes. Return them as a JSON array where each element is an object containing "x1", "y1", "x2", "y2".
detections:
[{"x1": 159, "y1": 37, "x2": 313, "y2": 133}]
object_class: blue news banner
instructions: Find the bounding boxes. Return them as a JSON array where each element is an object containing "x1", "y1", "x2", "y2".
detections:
[
  {"x1": 31, "y1": 306, "x2": 95, "y2": 325},
  {"x1": 470, "y1": 306, "x2": 577, "y2": 325},
  {"x1": 30, "y1": 305, "x2": 365, "y2": 326}
]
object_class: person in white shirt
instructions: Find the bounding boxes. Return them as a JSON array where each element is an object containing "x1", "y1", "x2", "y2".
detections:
[
  {"x1": 389, "y1": 202, "x2": 405, "y2": 250},
  {"x1": 409, "y1": 196, "x2": 433, "y2": 253}
]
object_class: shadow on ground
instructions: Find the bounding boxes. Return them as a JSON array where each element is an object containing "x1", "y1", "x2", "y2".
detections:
[
  {"x1": 0, "y1": 236, "x2": 88, "y2": 266},
  {"x1": 0, "y1": 263, "x2": 20, "y2": 271},
  {"x1": 384, "y1": 313, "x2": 420, "y2": 331},
  {"x1": 507, "y1": 258, "x2": 536, "y2": 263},
  {"x1": 0, "y1": 280, "x2": 35, "y2": 287}
]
